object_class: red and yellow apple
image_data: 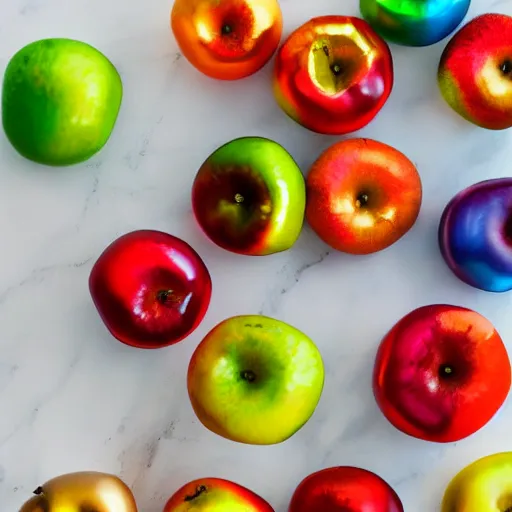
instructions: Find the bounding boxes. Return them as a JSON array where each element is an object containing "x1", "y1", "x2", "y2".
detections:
[
  {"x1": 438, "y1": 13, "x2": 512, "y2": 130},
  {"x1": 192, "y1": 136, "x2": 305, "y2": 256},
  {"x1": 306, "y1": 138, "x2": 422, "y2": 255},
  {"x1": 289, "y1": 466, "x2": 403, "y2": 512},
  {"x1": 171, "y1": 0, "x2": 283, "y2": 80},
  {"x1": 442, "y1": 453, "x2": 512, "y2": 512},
  {"x1": 373, "y1": 304, "x2": 511, "y2": 443},
  {"x1": 187, "y1": 315, "x2": 324, "y2": 445},
  {"x1": 273, "y1": 16, "x2": 393, "y2": 135},
  {"x1": 163, "y1": 478, "x2": 274, "y2": 512},
  {"x1": 89, "y1": 230, "x2": 212, "y2": 349},
  {"x1": 19, "y1": 472, "x2": 137, "y2": 512}
]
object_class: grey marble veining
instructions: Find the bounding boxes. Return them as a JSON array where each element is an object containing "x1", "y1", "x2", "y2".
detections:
[{"x1": 1, "y1": 0, "x2": 512, "y2": 511}]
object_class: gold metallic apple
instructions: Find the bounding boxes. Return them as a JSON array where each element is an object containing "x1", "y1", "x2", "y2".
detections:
[{"x1": 18, "y1": 471, "x2": 137, "y2": 512}]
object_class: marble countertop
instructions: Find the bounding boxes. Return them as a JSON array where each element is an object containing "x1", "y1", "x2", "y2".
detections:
[{"x1": 1, "y1": 0, "x2": 512, "y2": 510}]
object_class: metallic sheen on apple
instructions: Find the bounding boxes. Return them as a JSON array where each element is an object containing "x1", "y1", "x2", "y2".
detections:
[
  {"x1": 360, "y1": 0, "x2": 470, "y2": 47},
  {"x1": 439, "y1": 178, "x2": 512, "y2": 292}
]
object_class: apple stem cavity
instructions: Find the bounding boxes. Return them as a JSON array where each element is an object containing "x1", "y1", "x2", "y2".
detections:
[
  {"x1": 240, "y1": 370, "x2": 256, "y2": 382},
  {"x1": 221, "y1": 24, "x2": 233, "y2": 35},
  {"x1": 184, "y1": 485, "x2": 207, "y2": 502},
  {"x1": 500, "y1": 59, "x2": 512, "y2": 77},
  {"x1": 33, "y1": 487, "x2": 43, "y2": 495},
  {"x1": 356, "y1": 193, "x2": 369, "y2": 208}
]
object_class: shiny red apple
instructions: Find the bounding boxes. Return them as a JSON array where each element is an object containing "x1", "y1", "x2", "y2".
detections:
[
  {"x1": 373, "y1": 304, "x2": 511, "y2": 442},
  {"x1": 289, "y1": 466, "x2": 403, "y2": 512},
  {"x1": 273, "y1": 16, "x2": 393, "y2": 135},
  {"x1": 89, "y1": 230, "x2": 212, "y2": 349}
]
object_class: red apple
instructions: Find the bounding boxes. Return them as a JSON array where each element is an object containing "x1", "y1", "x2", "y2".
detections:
[
  {"x1": 306, "y1": 138, "x2": 422, "y2": 255},
  {"x1": 273, "y1": 16, "x2": 393, "y2": 135},
  {"x1": 373, "y1": 304, "x2": 511, "y2": 442},
  {"x1": 289, "y1": 467, "x2": 403, "y2": 512},
  {"x1": 89, "y1": 230, "x2": 212, "y2": 349}
]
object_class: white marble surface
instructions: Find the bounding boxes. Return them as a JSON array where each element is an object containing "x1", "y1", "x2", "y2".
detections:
[{"x1": 1, "y1": 0, "x2": 512, "y2": 510}]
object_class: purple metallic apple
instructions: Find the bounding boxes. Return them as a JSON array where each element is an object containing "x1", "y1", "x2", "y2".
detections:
[{"x1": 439, "y1": 178, "x2": 512, "y2": 292}]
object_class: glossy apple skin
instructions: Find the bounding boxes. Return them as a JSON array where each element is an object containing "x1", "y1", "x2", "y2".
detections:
[
  {"x1": 2, "y1": 38, "x2": 122, "y2": 166},
  {"x1": 89, "y1": 230, "x2": 212, "y2": 349},
  {"x1": 438, "y1": 14, "x2": 512, "y2": 130},
  {"x1": 273, "y1": 16, "x2": 393, "y2": 135},
  {"x1": 373, "y1": 304, "x2": 511, "y2": 443},
  {"x1": 19, "y1": 472, "x2": 137, "y2": 512},
  {"x1": 289, "y1": 467, "x2": 403, "y2": 512},
  {"x1": 163, "y1": 478, "x2": 274, "y2": 512},
  {"x1": 442, "y1": 453, "x2": 512, "y2": 512},
  {"x1": 192, "y1": 136, "x2": 305, "y2": 256},
  {"x1": 306, "y1": 138, "x2": 422, "y2": 255},
  {"x1": 171, "y1": 0, "x2": 282, "y2": 80},
  {"x1": 187, "y1": 315, "x2": 324, "y2": 445},
  {"x1": 360, "y1": 0, "x2": 470, "y2": 47},
  {"x1": 439, "y1": 178, "x2": 512, "y2": 292}
]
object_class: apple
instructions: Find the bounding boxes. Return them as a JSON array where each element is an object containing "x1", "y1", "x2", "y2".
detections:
[
  {"x1": 187, "y1": 315, "x2": 324, "y2": 445},
  {"x1": 89, "y1": 230, "x2": 212, "y2": 349},
  {"x1": 306, "y1": 138, "x2": 422, "y2": 255},
  {"x1": 163, "y1": 477, "x2": 274, "y2": 512},
  {"x1": 192, "y1": 136, "x2": 305, "y2": 256},
  {"x1": 442, "y1": 452, "x2": 512, "y2": 512},
  {"x1": 289, "y1": 467, "x2": 403, "y2": 512},
  {"x1": 2, "y1": 38, "x2": 122, "y2": 166},
  {"x1": 373, "y1": 304, "x2": 511, "y2": 443},
  {"x1": 360, "y1": 0, "x2": 470, "y2": 47},
  {"x1": 438, "y1": 13, "x2": 512, "y2": 130},
  {"x1": 19, "y1": 472, "x2": 137, "y2": 512},
  {"x1": 439, "y1": 178, "x2": 512, "y2": 293},
  {"x1": 171, "y1": 0, "x2": 282, "y2": 80},
  {"x1": 273, "y1": 16, "x2": 393, "y2": 135}
]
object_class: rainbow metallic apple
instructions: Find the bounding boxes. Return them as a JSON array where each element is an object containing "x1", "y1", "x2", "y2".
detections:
[
  {"x1": 187, "y1": 315, "x2": 324, "y2": 445},
  {"x1": 360, "y1": 0, "x2": 470, "y2": 47},
  {"x1": 442, "y1": 453, "x2": 512, "y2": 512},
  {"x1": 438, "y1": 13, "x2": 512, "y2": 130},
  {"x1": 273, "y1": 16, "x2": 393, "y2": 135},
  {"x1": 171, "y1": 0, "x2": 282, "y2": 80},
  {"x1": 163, "y1": 478, "x2": 274, "y2": 512},
  {"x1": 2, "y1": 38, "x2": 122, "y2": 166},
  {"x1": 289, "y1": 467, "x2": 403, "y2": 512},
  {"x1": 89, "y1": 230, "x2": 212, "y2": 349},
  {"x1": 439, "y1": 178, "x2": 512, "y2": 292},
  {"x1": 306, "y1": 138, "x2": 422, "y2": 255},
  {"x1": 192, "y1": 136, "x2": 305, "y2": 256},
  {"x1": 19, "y1": 472, "x2": 137, "y2": 512},
  {"x1": 373, "y1": 304, "x2": 511, "y2": 443}
]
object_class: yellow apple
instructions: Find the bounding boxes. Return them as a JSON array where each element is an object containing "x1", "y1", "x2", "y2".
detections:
[{"x1": 442, "y1": 453, "x2": 512, "y2": 512}]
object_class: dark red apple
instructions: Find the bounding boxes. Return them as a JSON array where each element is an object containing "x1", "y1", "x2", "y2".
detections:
[
  {"x1": 89, "y1": 230, "x2": 212, "y2": 349},
  {"x1": 289, "y1": 467, "x2": 403, "y2": 512}
]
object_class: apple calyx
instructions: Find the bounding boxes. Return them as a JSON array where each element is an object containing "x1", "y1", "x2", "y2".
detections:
[
  {"x1": 157, "y1": 290, "x2": 180, "y2": 306},
  {"x1": 221, "y1": 24, "x2": 233, "y2": 35},
  {"x1": 500, "y1": 59, "x2": 512, "y2": 77},
  {"x1": 33, "y1": 487, "x2": 44, "y2": 495},
  {"x1": 184, "y1": 485, "x2": 207, "y2": 502},
  {"x1": 439, "y1": 364, "x2": 455, "y2": 378},
  {"x1": 355, "y1": 193, "x2": 370, "y2": 208},
  {"x1": 240, "y1": 370, "x2": 257, "y2": 382}
]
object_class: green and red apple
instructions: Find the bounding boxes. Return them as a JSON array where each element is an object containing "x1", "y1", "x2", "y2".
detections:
[
  {"x1": 442, "y1": 452, "x2": 512, "y2": 512},
  {"x1": 2, "y1": 38, "x2": 123, "y2": 166},
  {"x1": 191, "y1": 137, "x2": 306, "y2": 256},
  {"x1": 187, "y1": 315, "x2": 324, "y2": 445}
]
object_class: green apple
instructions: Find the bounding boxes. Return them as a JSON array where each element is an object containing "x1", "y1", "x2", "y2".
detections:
[
  {"x1": 442, "y1": 452, "x2": 512, "y2": 512},
  {"x1": 192, "y1": 137, "x2": 306, "y2": 255},
  {"x1": 2, "y1": 38, "x2": 123, "y2": 166},
  {"x1": 187, "y1": 315, "x2": 325, "y2": 445}
]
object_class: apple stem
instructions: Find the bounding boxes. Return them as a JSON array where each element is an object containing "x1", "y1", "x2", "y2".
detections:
[
  {"x1": 331, "y1": 64, "x2": 342, "y2": 76},
  {"x1": 234, "y1": 193, "x2": 244, "y2": 204},
  {"x1": 184, "y1": 485, "x2": 207, "y2": 502},
  {"x1": 500, "y1": 59, "x2": 512, "y2": 76},
  {"x1": 356, "y1": 193, "x2": 369, "y2": 208},
  {"x1": 221, "y1": 24, "x2": 232, "y2": 35},
  {"x1": 157, "y1": 290, "x2": 175, "y2": 304},
  {"x1": 33, "y1": 487, "x2": 43, "y2": 495}
]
